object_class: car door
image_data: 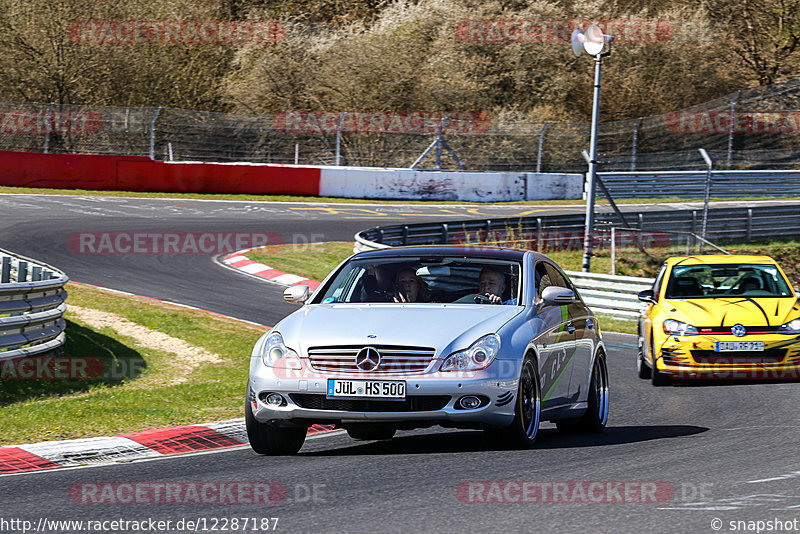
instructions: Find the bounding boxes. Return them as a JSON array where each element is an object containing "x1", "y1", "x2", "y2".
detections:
[
  {"x1": 534, "y1": 261, "x2": 576, "y2": 410},
  {"x1": 641, "y1": 263, "x2": 668, "y2": 366}
]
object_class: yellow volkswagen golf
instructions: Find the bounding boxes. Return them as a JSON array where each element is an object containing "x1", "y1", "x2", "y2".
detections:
[{"x1": 637, "y1": 255, "x2": 800, "y2": 385}]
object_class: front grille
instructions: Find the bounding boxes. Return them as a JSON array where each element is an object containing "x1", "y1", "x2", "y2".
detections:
[
  {"x1": 289, "y1": 394, "x2": 450, "y2": 412},
  {"x1": 690, "y1": 349, "x2": 787, "y2": 364},
  {"x1": 696, "y1": 326, "x2": 780, "y2": 335},
  {"x1": 307, "y1": 345, "x2": 436, "y2": 374}
]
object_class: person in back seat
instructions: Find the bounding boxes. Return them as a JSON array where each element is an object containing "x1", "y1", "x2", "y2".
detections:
[{"x1": 393, "y1": 267, "x2": 429, "y2": 303}]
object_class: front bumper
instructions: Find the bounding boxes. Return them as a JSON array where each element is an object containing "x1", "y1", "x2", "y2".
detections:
[
  {"x1": 248, "y1": 358, "x2": 522, "y2": 428},
  {"x1": 655, "y1": 333, "x2": 800, "y2": 379}
]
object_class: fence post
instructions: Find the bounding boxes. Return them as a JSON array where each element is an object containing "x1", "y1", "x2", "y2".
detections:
[
  {"x1": 17, "y1": 261, "x2": 27, "y2": 282},
  {"x1": 536, "y1": 122, "x2": 550, "y2": 173},
  {"x1": 698, "y1": 148, "x2": 713, "y2": 252},
  {"x1": 630, "y1": 117, "x2": 642, "y2": 171},
  {"x1": 726, "y1": 90, "x2": 741, "y2": 169},
  {"x1": 746, "y1": 208, "x2": 753, "y2": 241},
  {"x1": 536, "y1": 218, "x2": 542, "y2": 251},
  {"x1": 610, "y1": 227, "x2": 616, "y2": 275},
  {"x1": 335, "y1": 112, "x2": 347, "y2": 166},
  {"x1": 43, "y1": 102, "x2": 54, "y2": 154},
  {"x1": 1, "y1": 257, "x2": 10, "y2": 283},
  {"x1": 149, "y1": 107, "x2": 162, "y2": 160}
]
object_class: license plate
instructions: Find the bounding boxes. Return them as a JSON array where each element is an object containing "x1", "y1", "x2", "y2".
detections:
[
  {"x1": 327, "y1": 379, "x2": 406, "y2": 399},
  {"x1": 715, "y1": 341, "x2": 764, "y2": 352}
]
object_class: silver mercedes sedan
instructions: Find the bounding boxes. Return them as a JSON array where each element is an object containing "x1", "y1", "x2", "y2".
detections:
[{"x1": 246, "y1": 246, "x2": 609, "y2": 454}]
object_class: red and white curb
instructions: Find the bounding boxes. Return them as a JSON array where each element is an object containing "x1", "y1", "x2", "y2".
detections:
[
  {"x1": 220, "y1": 247, "x2": 321, "y2": 290},
  {"x1": 0, "y1": 420, "x2": 335, "y2": 475}
]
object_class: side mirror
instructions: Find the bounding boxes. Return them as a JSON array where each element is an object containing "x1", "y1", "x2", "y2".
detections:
[
  {"x1": 637, "y1": 289, "x2": 656, "y2": 304},
  {"x1": 540, "y1": 286, "x2": 575, "y2": 306},
  {"x1": 284, "y1": 285, "x2": 310, "y2": 304}
]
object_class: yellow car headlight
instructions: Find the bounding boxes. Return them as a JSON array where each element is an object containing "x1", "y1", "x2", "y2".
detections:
[{"x1": 663, "y1": 319, "x2": 699, "y2": 336}]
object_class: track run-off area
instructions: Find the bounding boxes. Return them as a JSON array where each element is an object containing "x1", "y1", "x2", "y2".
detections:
[{"x1": 1, "y1": 194, "x2": 800, "y2": 534}]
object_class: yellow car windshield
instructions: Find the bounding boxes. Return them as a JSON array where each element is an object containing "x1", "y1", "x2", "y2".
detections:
[{"x1": 665, "y1": 264, "x2": 793, "y2": 299}]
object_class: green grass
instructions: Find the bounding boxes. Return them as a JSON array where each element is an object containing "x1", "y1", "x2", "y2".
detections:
[
  {"x1": 246, "y1": 242, "x2": 356, "y2": 281},
  {"x1": 0, "y1": 283, "x2": 267, "y2": 445}
]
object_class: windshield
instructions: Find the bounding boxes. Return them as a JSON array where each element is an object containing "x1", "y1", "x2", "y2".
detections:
[
  {"x1": 665, "y1": 263, "x2": 793, "y2": 299},
  {"x1": 312, "y1": 255, "x2": 522, "y2": 305}
]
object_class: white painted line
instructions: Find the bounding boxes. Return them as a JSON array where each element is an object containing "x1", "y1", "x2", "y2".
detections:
[
  {"x1": 239, "y1": 263, "x2": 272, "y2": 274},
  {"x1": 18, "y1": 436, "x2": 161, "y2": 467},
  {"x1": 224, "y1": 255, "x2": 249, "y2": 264},
  {"x1": 272, "y1": 273, "x2": 307, "y2": 285}
]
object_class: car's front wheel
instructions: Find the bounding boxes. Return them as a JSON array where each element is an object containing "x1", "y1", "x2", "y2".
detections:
[
  {"x1": 637, "y1": 328, "x2": 651, "y2": 379},
  {"x1": 245, "y1": 401, "x2": 307, "y2": 455},
  {"x1": 650, "y1": 336, "x2": 671, "y2": 387},
  {"x1": 486, "y1": 357, "x2": 541, "y2": 448}
]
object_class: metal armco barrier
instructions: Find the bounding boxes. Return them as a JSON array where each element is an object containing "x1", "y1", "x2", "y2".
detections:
[
  {"x1": 355, "y1": 203, "x2": 800, "y2": 250},
  {"x1": 353, "y1": 202, "x2": 800, "y2": 317},
  {"x1": 0, "y1": 249, "x2": 69, "y2": 361},
  {"x1": 598, "y1": 170, "x2": 800, "y2": 199},
  {"x1": 564, "y1": 271, "x2": 653, "y2": 319}
]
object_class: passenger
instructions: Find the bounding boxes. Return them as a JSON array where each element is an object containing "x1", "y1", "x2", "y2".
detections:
[
  {"x1": 478, "y1": 267, "x2": 517, "y2": 305},
  {"x1": 393, "y1": 267, "x2": 429, "y2": 303}
]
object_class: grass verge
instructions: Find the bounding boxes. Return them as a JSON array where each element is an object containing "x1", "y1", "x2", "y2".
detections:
[{"x1": 0, "y1": 283, "x2": 266, "y2": 445}]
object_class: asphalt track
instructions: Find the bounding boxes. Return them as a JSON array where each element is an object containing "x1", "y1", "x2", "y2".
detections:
[{"x1": 2, "y1": 194, "x2": 800, "y2": 534}]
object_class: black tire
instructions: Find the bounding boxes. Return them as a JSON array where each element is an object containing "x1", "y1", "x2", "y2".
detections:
[
  {"x1": 650, "y1": 336, "x2": 671, "y2": 387},
  {"x1": 245, "y1": 401, "x2": 307, "y2": 455},
  {"x1": 556, "y1": 353, "x2": 609, "y2": 433},
  {"x1": 345, "y1": 425, "x2": 396, "y2": 441},
  {"x1": 485, "y1": 357, "x2": 541, "y2": 448},
  {"x1": 637, "y1": 329, "x2": 651, "y2": 379}
]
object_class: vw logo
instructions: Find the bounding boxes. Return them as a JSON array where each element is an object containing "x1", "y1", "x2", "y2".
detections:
[
  {"x1": 731, "y1": 324, "x2": 747, "y2": 337},
  {"x1": 355, "y1": 347, "x2": 381, "y2": 371}
]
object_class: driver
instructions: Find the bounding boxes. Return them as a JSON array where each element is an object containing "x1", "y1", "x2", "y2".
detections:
[{"x1": 478, "y1": 267, "x2": 516, "y2": 305}]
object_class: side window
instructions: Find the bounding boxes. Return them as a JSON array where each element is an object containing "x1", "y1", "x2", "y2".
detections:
[
  {"x1": 535, "y1": 262, "x2": 552, "y2": 299},
  {"x1": 544, "y1": 263, "x2": 571, "y2": 290},
  {"x1": 652, "y1": 264, "x2": 667, "y2": 300}
]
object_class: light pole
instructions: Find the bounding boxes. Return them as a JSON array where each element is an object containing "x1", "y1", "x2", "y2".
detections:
[{"x1": 572, "y1": 25, "x2": 613, "y2": 273}]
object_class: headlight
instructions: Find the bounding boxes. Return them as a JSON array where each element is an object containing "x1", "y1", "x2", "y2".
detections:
[
  {"x1": 662, "y1": 319, "x2": 698, "y2": 336},
  {"x1": 262, "y1": 331, "x2": 302, "y2": 369},
  {"x1": 778, "y1": 318, "x2": 800, "y2": 334},
  {"x1": 441, "y1": 334, "x2": 500, "y2": 372}
]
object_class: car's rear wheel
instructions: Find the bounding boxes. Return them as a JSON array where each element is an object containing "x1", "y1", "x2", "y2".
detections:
[
  {"x1": 486, "y1": 357, "x2": 541, "y2": 448},
  {"x1": 650, "y1": 336, "x2": 671, "y2": 387},
  {"x1": 345, "y1": 425, "x2": 396, "y2": 441},
  {"x1": 637, "y1": 327, "x2": 652, "y2": 379},
  {"x1": 556, "y1": 353, "x2": 609, "y2": 433},
  {"x1": 245, "y1": 401, "x2": 307, "y2": 455}
]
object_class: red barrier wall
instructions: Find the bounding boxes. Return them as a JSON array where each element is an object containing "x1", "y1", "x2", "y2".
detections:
[{"x1": 0, "y1": 150, "x2": 321, "y2": 195}]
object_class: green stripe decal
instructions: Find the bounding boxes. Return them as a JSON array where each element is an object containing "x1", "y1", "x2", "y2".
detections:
[{"x1": 541, "y1": 348, "x2": 577, "y2": 403}]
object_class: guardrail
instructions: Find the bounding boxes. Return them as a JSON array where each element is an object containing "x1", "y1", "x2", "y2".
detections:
[
  {"x1": 598, "y1": 170, "x2": 800, "y2": 199},
  {"x1": 0, "y1": 249, "x2": 69, "y2": 361},
  {"x1": 565, "y1": 271, "x2": 652, "y2": 320},
  {"x1": 353, "y1": 203, "x2": 800, "y2": 318},
  {"x1": 355, "y1": 203, "x2": 800, "y2": 250}
]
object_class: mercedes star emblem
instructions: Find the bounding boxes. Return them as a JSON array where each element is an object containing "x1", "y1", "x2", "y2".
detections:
[{"x1": 355, "y1": 347, "x2": 381, "y2": 371}]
